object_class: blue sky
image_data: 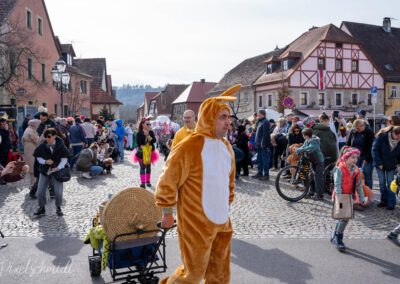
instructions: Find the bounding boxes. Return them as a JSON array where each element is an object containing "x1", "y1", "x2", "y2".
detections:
[{"x1": 45, "y1": 0, "x2": 400, "y2": 86}]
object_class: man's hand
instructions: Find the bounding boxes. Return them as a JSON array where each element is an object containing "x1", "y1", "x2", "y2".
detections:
[
  {"x1": 45, "y1": 159, "x2": 54, "y2": 165},
  {"x1": 378, "y1": 165, "x2": 383, "y2": 170},
  {"x1": 362, "y1": 160, "x2": 367, "y2": 167},
  {"x1": 161, "y1": 214, "x2": 174, "y2": 229},
  {"x1": 49, "y1": 167, "x2": 59, "y2": 173}
]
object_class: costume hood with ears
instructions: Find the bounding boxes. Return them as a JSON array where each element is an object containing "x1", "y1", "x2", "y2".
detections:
[{"x1": 195, "y1": 84, "x2": 241, "y2": 138}]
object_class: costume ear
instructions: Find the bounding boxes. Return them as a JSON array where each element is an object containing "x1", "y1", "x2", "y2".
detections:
[{"x1": 214, "y1": 84, "x2": 241, "y2": 101}]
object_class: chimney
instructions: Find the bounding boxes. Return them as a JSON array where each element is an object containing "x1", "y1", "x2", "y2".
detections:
[
  {"x1": 383, "y1": 17, "x2": 391, "y2": 32},
  {"x1": 200, "y1": 79, "x2": 205, "y2": 83}
]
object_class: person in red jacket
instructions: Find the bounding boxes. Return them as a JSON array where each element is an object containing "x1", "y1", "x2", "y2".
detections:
[{"x1": 331, "y1": 146, "x2": 366, "y2": 252}]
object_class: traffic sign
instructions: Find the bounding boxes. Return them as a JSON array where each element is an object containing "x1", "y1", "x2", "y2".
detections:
[
  {"x1": 283, "y1": 96, "x2": 295, "y2": 109},
  {"x1": 371, "y1": 96, "x2": 377, "y2": 104},
  {"x1": 371, "y1": 86, "x2": 378, "y2": 97}
]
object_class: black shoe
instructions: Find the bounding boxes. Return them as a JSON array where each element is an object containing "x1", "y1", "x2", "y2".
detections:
[
  {"x1": 241, "y1": 174, "x2": 249, "y2": 176},
  {"x1": 252, "y1": 174, "x2": 262, "y2": 179},
  {"x1": 29, "y1": 191, "x2": 37, "y2": 199},
  {"x1": 56, "y1": 207, "x2": 63, "y2": 216},
  {"x1": 387, "y1": 206, "x2": 395, "y2": 211},
  {"x1": 140, "y1": 184, "x2": 145, "y2": 189},
  {"x1": 259, "y1": 176, "x2": 270, "y2": 181},
  {"x1": 34, "y1": 206, "x2": 45, "y2": 216},
  {"x1": 377, "y1": 202, "x2": 387, "y2": 208},
  {"x1": 387, "y1": 232, "x2": 400, "y2": 246},
  {"x1": 146, "y1": 183, "x2": 152, "y2": 187},
  {"x1": 311, "y1": 195, "x2": 324, "y2": 201},
  {"x1": 305, "y1": 193, "x2": 315, "y2": 199}
]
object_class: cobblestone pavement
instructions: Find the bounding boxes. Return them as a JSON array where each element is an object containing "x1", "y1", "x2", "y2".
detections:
[{"x1": 0, "y1": 151, "x2": 399, "y2": 239}]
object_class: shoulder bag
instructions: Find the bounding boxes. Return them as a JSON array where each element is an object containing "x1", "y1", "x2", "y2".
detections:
[
  {"x1": 332, "y1": 172, "x2": 357, "y2": 220},
  {"x1": 52, "y1": 164, "x2": 71, "y2": 182}
]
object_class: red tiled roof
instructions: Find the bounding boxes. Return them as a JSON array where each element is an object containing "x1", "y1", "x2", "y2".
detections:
[{"x1": 173, "y1": 81, "x2": 216, "y2": 104}]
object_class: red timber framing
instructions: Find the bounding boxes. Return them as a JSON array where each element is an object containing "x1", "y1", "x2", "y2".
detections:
[{"x1": 290, "y1": 42, "x2": 382, "y2": 90}]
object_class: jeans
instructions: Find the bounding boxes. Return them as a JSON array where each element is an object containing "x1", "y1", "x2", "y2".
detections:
[
  {"x1": 70, "y1": 145, "x2": 83, "y2": 168},
  {"x1": 334, "y1": 219, "x2": 349, "y2": 234},
  {"x1": 257, "y1": 148, "x2": 270, "y2": 177},
  {"x1": 376, "y1": 168, "x2": 396, "y2": 208},
  {"x1": 37, "y1": 173, "x2": 63, "y2": 207},
  {"x1": 90, "y1": 165, "x2": 104, "y2": 176},
  {"x1": 310, "y1": 161, "x2": 325, "y2": 196},
  {"x1": 117, "y1": 140, "x2": 124, "y2": 161},
  {"x1": 357, "y1": 157, "x2": 373, "y2": 189}
]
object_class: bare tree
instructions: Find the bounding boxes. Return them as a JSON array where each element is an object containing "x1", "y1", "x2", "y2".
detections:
[
  {"x1": 64, "y1": 78, "x2": 89, "y2": 116},
  {"x1": 0, "y1": 14, "x2": 47, "y2": 99},
  {"x1": 228, "y1": 93, "x2": 242, "y2": 117}
]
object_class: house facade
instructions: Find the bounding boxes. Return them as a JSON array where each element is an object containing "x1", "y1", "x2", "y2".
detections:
[
  {"x1": 0, "y1": 0, "x2": 62, "y2": 116},
  {"x1": 254, "y1": 24, "x2": 385, "y2": 122},
  {"x1": 148, "y1": 84, "x2": 188, "y2": 118},
  {"x1": 73, "y1": 58, "x2": 122, "y2": 119},
  {"x1": 208, "y1": 49, "x2": 282, "y2": 119},
  {"x1": 172, "y1": 80, "x2": 216, "y2": 126},
  {"x1": 341, "y1": 18, "x2": 400, "y2": 116}
]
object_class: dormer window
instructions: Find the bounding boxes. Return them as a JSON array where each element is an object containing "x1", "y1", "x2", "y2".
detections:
[
  {"x1": 318, "y1": 58, "x2": 325, "y2": 70},
  {"x1": 266, "y1": 64, "x2": 272, "y2": 74},
  {"x1": 67, "y1": 54, "x2": 72, "y2": 65},
  {"x1": 282, "y1": 60, "x2": 288, "y2": 71}
]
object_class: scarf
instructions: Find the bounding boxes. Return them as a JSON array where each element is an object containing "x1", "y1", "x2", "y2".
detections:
[{"x1": 388, "y1": 132, "x2": 400, "y2": 151}]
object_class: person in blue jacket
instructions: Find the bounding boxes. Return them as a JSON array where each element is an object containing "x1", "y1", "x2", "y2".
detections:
[
  {"x1": 113, "y1": 119, "x2": 126, "y2": 162},
  {"x1": 372, "y1": 125, "x2": 400, "y2": 210}
]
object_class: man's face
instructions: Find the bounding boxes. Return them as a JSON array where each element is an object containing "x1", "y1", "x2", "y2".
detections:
[
  {"x1": 183, "y1": 112, "x2": 195, "y2": 126},
  {"x1": 355, "y1": 124, "x2": 365, "y2": 133},
  {"x1": 392, "y1": 132, "x2": 400, "y2": 141},
  {"x1": 257, "y1": 112, "x2": 264, "y2": 120},
  {"x1": 215, "y1": 108, "x2": 231, "y2": 139},
  {"x1": 40, "y1": 115, "x2": 47, "y2": 123}
]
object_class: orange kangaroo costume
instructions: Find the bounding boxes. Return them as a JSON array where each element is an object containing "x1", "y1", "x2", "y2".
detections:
[{"x1": 155, "y1": 85, "x2": 241, "y2": 283}]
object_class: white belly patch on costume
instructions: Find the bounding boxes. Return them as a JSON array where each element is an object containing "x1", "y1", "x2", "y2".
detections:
[{"x1": 201, "y1": 138, "x2": 232, "y2": 224}]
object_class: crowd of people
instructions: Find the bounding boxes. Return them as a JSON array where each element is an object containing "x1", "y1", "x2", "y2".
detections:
[{"x1": 0, "y1": 111, "x2": 141, "y2": 217}]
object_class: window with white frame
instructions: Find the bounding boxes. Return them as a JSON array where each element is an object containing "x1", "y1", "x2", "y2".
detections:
[
  {"x1": 258, "y1": 95, "x2": 263, "y2": 108},
  {"x1": 267, "y1": 94, "x2": 272, "y2": 107},
  {"x1": 282, "y1": 60, "x2": 288, "y2": 71},
  {"x1": 300, "y1": 92, "x2": 308, "y2": 106},
  {"x1": 390, "y1": 86, "x2": 397, "y2": 98},
  {"x1": 335, "y1": 93, "x2": 342, "y2": 106},
  {"x1": 37, "y1": 17, "x2": 43, "y2": 36},
  {"x1": 351, "y1": 93, "x2": 358, "y2": 105},
  {"x1": 26, "y1": 9, "x2": 32, "y2": 30},
  {"x1": 241, "y1": 92, "x2": 249, "y2": 102},
  {"x1": 318, "y1": 92, "x2": 325, "y2": 106},
  {"x1": 266, "y1": 64, "x2": 272, "y2": 74},
  {"x1": 80, "y1": 80, "x2": 87, "y2": 94}
]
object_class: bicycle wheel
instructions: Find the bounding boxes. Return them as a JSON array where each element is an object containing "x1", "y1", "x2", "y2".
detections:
[
  {"x1": 275, "y1": 165, "x2": 310, "y2": 202},
  {"x1": 324, "y1": 162, "x2": 335, "y2": 195}
]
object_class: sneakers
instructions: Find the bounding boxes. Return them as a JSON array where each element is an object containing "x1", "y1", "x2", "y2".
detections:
[
  {"x1": 56, "y1": 207, "x2": 63, "y2": 216},
  {"x1": 387, "y1": 232, "x2": 399, "y2": 246},
  {"x1": 34, "y1": 206, "x2": 45, "y2": 216},
  {"x1": 377, "y1": 202, "x2": 387, "y2": 208},
  {"x1": 140, "y1": 184, "x2": 146, "y2": 189},
  {"x1": 82, "y1": 172, "x2": 92, "y2": 179},
  {"x1": 331, "y1": 232, "x2": 346, "y2": 252},
  {"x1": 146, "y1": 183, "x2": 152, "y2": 187}
]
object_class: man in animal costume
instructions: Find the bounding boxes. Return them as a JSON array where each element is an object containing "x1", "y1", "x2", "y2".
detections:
[{"x1": 155, "y1": 84, "x2": 241, "y2": 283}]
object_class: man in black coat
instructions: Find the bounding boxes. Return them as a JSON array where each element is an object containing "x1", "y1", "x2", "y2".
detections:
[
  {"x1": 253, "y1": 109, "x2": 272, "y2": 180},
  {"x1": 0, "y1": 118, "x2": 11, "y2": 167},
  {"x1": 37, "y1": 112, "x2": 56, "y2": 137}
]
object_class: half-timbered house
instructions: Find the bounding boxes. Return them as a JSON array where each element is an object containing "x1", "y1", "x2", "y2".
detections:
[{"x1": 254, "y1": 24, "x2": 385, "y2": 120}]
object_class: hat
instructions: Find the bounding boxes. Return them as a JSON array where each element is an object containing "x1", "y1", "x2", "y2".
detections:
[
  {"x1": 357, "y1": 109, "x2": 366, "y2": 116},
  {"x1": 302, "y1": 117, "x2": 316, "y2": 128},
  {"x1": 269, "y1": 119, "x2": 275, "y2": 123},
  {"x1": 103, "y1": 187, "x2": 162, "y2": 241}
]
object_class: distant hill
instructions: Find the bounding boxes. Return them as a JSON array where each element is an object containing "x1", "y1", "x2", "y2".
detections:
[{"x1": 115, "y1": 84, "x2": 164, "y2": 106}]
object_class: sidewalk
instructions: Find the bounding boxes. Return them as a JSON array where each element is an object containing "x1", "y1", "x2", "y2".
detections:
[{"x1": 0, "y1": 237, "x2": 399, "y2": 283}]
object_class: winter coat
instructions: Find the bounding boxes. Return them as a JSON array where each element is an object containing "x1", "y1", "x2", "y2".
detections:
[
  {"x1": 37, "y1": 119, "x2": 56, "y2": 137},
  {"x1": 33, "y1": 137, "x2": 70, "y2": 176},
  {"x1": 22, "y1": 126, "x2": 40, "y2": 174},
  {"x1": 0, "y1": 128, "x2": 10, "y2": 155},
  {"x1": 70, "y1": 124, "x2": 86, "y2": 145},
  {"x1": 295, "y1": 136, "x2": 324, "y2": 164},
  {"x1": 113, "y1": 120, "x2": 126, "y2": 142},
  {"x1": 288, "y1": 132, "x2": 305, "y2": 146},
  {"x1": 372, "y1": 131, "x2": 400, "y2": 170},
  {"x1": 136, "y1": 130, "x2": 156, "y2": 151},
  {"x1": 312, "y1": 123, "x2": 338, "y2": 164},
  {"x1": 346, "y1": 127, "x2": 374, "y2": 162},
  {"x1": 76, "y1": 148, "x2": 98, "y2": 172},
  {"x1": 235, "y1": 132, "x2": 249, "y2": 156},
  {"x1": 254, "y1": 117, "x2": 272, "y2": 149}
]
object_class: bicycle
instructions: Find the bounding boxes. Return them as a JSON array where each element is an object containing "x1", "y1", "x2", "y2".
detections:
[{"x1": 275, "y1": 155, "x2": 335, "y2": 202}]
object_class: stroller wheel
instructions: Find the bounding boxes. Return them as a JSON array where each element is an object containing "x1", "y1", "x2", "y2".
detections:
[{"x1": 88, "y1": 255, "x2": 101, "y2": 277}]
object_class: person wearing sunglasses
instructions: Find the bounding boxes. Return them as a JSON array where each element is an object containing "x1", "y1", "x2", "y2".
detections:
[
  {"x1": 33, "y1": 128, "x2": 70, "y2": 216},
  {"x1": 133, "y1": 118, "x2": 157, "y2": 188}
]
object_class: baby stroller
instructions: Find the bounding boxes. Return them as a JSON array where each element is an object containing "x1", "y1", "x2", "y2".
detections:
[
  {"x1": 158, "y1": 134, "x2": 172, "y2": 161},
  {"x1": 86, "y1": 188, "x2": 175, "y2": 283}
]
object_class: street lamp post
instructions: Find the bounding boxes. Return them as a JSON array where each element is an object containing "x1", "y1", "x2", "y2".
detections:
[{"x1": 51, "y1": 59, "x2": 70, "y2": 117}]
